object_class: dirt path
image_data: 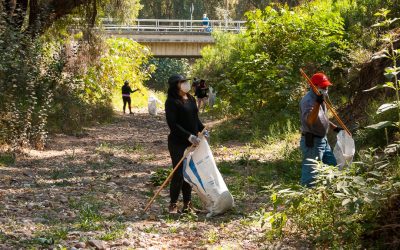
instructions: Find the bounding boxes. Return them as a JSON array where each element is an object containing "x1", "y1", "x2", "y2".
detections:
[{"x1": 0, "y1": 110, "x2": 273, "y2": 249}]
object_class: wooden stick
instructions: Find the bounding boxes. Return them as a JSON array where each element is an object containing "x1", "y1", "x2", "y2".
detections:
[
  {"x1": 300, "y1": 69, "x2": 352, "y2": 137},
  {"x1": 143, "y1": 128, "x2": 206, "y2": 213}
]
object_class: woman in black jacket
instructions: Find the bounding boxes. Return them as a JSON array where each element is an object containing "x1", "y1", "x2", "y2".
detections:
[{"x1": 165, "y1": 74, "x2": 208, "y2": 214}]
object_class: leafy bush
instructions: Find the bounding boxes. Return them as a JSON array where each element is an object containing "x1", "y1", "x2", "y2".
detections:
[
  {"x1": 0, "y1": 28, "x2": 61, "y2": 148},
  {"x1": 145, "y1": 58, "x2": 190, "y2": 91},
  {"x1": 150, "y1": 168, "x2": 172, "y2": 186},
  {"x1": 85, "y1": 38, "x2": 153, "y2": 101},
  {"x1": 363, "y1": 9, "x2": 400, "y2": 131},
  {"x1": 194, "y1": 1, "x2": 350, "y2": 116},
  {"x1": 0, "y1": 153, "x2": 15, "y2": 166},
  {"x1": 255, "y1": 149, "x2": 400, "y2": 247},
  {"x1": 0, "y1": 23, "x2": 154, "y2": 145}
]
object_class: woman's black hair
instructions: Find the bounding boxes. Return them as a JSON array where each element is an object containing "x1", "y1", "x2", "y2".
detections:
[{"x1": 167, "y1": 78, "x2": 181, "y2": 100}]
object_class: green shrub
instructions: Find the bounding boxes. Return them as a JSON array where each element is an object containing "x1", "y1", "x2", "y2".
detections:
[
  {"x1": 194, "y1": 1, "x2": 350, "y2": 116},
  {"x1": 0, "y1": 153, "x2": 15, "y2": 167},
  {"x1": 0, "y1": 28, "x2": 61, "y2": 148},
  {"x1": 150, "y1": 168, "x2": 172, "y2": 186},
  {"x1": 256, "y1": 148, "x2": 400, "y2": 247},
  {"x1": 145, "y1": 58, "x2": 190, "y2": 91}
]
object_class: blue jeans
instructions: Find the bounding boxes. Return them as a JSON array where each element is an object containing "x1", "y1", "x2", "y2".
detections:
[{"x1": 300, "y1": 135, "x2": 337, "y2": 187}]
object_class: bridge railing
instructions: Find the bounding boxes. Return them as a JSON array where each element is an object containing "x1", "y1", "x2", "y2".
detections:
[{"x1": 103, "y1": 19, "x2": 246, "y2": 33}]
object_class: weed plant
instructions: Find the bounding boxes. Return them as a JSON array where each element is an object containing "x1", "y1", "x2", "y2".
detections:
[{"x1": 150, "y1": 168, "x2": 172, "y2": 186}]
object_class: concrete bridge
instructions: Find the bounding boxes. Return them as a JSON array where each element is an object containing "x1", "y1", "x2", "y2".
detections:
[{"x1": 104, "y1": 19, "x2": 246, "y2": 58}]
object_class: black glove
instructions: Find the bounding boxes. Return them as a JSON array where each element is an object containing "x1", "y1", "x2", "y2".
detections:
[
  {"x1": 333, "y1": 127, "x2": 344, "y2": 133},
  {"x1": 316, "y1": 94, "x2": 324, "y2": 104}
]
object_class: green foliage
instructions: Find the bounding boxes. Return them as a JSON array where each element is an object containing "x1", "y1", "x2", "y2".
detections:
[
  {"x1": 0, "y1": 28, "x2": 61, "y2": 148},
  {"x1": 211, "y1": 111, "x2": 299, "y2": 145},
  {"x1": 138, "y1": 0, "x2": 302, "y2": 20},
  {"x1": 99, "y1": 223, "x2": 126, "y2": 241},
  {"x1": 77, "y1": 202, "x2": 104, "y2": 231},
  {"x1": 33, "y1": 227, "x2": 69, "y2": 246},
  {"x1": 47, "y1": 81, "x2": 115, "y2": 135},
  {"x1": 256, "y1": 149, "x2": 400, "y2": 247},
  {"x1": 206, "y1": 229, "x2": 219, "y2": 244},
  {"x1": 363, "y1": 9, "x2": 400, "y2": 131},
  {"x1": 0, "y1": 153, "x2": 15, "y2": 167},
  {"x1": 150, "y1": 168, "x2": 172, "y2": 186},
  {"x1": 81, "y1": 38, "x2": 153, "y2": 104},
  {"x1": 139, "y1": 0, "x2": 220, "y2": 19},
  {"x1": 145, "y1": 58, "x2": 190, "y2": 91},
  {"x1": 0, "y1": 1, "x2": 152, "y2": 147},
  {"x1": 194, "y1": 1, "x2": 350, "y2": 117},
  {"x1": 98, "y1": 0, "x2": 142, "y2": 24}
]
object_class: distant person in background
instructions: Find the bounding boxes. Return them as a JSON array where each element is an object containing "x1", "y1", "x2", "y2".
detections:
[
  {"x1": 202, "y1": 14, "x2": 210, "y2": 32},
  {"x1": 122, "y1": 80, "x2": 139, "y2": 114},
  {"x1": 195, "y1": 79, "x2": 209, "y2": 112},
  {"x1": 192, "y1": 77, "x2": 199, "y2": 93}
]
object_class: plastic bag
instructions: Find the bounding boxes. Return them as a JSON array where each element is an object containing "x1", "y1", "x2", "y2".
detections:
[
  {"x1": 148, "y1": 95, "x2": 161, "y2": 116},
  {"x1": 208, "y1": 87, "x2": 216, "y2": 107},
  {"x1": 183, "y1": 137, "x2": 234, "y2": 217},
  {"x1": 333, "y1": 130, "x2": 355, "y2": 168}
]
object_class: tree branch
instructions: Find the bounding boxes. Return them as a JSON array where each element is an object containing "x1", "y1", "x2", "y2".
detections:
[{"x1": 27, "y1": 0, "x2": 91, "y2": 35}]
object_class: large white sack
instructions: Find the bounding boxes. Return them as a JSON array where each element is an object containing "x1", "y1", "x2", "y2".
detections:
[
  {"x1": 208, "y1": 87, "x2": 216, "y2": 107},
  {"x1": 333, "y1": 130, "x2": 355, "y2": 168},
  {"x1": 148, "y1": 95, "x2": 160, "y2": 116},
  {"x1": 183, "y1": 137, "x2": 234, "y2": 217}
]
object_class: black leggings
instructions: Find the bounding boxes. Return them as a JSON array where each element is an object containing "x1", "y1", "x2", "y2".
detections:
[
  {"x1": 123, "y1": 96, "x2": 131, "y2": 112},
  {"x1": 168, "y1": 140, "x2": 192, "y2": 204}
]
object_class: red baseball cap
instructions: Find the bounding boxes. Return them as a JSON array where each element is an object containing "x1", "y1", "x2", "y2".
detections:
[{"x1": 311, "y1": 73, "x2": 332, "y2": 88}]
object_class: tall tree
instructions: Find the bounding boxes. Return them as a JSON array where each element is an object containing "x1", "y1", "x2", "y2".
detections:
[{"x1": 137, "y1": 0, "x2": 301, "y2": 20}]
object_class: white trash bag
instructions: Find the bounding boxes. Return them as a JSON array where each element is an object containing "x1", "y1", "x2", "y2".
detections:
[
  {"x1": 208, "y1": 87, "x2": 216, "y2": 107},
  {"x1": 148, "y1": 95, "x2": 161, "y2": 116},
  {"x1": 183, "y1": 137, "x2": 234, "y2": 217},
  {"x1": 333, "y1": 130, "x2": 355, "y2": 168}
]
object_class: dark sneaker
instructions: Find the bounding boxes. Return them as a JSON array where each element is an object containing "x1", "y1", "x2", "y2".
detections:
[{"x1": 168, "y1": 203, "x2": 178, "y2": 214}]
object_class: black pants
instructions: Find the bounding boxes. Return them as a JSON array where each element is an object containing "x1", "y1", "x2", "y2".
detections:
[
  {"x1": 168, "y1": 140, "x2": 191, "y2": 204},
  {"x1": 123, "y1": 96, "x2": 131, "y2": 112}
]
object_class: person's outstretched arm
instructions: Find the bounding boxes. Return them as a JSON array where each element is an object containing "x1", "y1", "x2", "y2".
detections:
[{"x1": 129, "y1": 87, "x2": 139, "y2": 93}]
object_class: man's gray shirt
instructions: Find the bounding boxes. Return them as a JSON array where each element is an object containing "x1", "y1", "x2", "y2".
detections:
[{"x1": 300, "y1": 90, "x2": 330, "y2": 137}]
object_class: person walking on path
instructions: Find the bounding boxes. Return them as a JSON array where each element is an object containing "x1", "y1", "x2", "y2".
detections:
[
  {"x1": 299, "y1": 73, "x2": 343, "y2": 187},
  {"x1": 122, "y1": 80, "x2": 139, "y2": 114},
  {"x1": 165, "y1": 74, "x2": 209, "y2": 214},
  {"x1": 195, "y1": 79, "x2": 209, "y2": 113}
]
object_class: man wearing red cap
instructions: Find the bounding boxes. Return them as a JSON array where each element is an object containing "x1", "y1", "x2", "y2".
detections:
[{"x1": 299, "y1": 72, "x2": 343, "y2": 187}]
